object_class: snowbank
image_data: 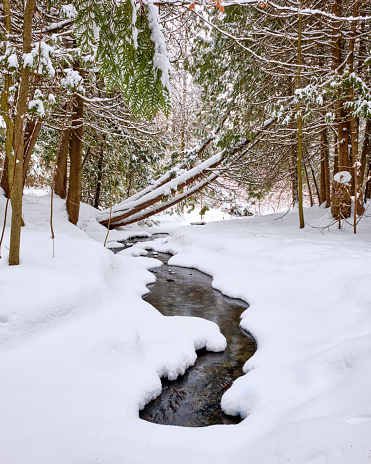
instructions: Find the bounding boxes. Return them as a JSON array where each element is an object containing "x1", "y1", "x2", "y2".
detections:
[
  {"x1": 147, "y1": 206, "x2": 371, "y2": 463},
  {"x1": 0, "y1": 193, "x2": 226, "y2": 464},
  {"x1": 1, "y1": 193, "x2": 371, "y2": 464}
]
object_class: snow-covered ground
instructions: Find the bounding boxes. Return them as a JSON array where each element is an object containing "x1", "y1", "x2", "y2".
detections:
[{"x1": 1, "y1": 191, "x2": 371, "y2": 464}]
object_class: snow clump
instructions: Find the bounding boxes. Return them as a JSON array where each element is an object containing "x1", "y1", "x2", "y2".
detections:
[{"x1": 334, "y1": 171, "x2": 352, "y2": 184}]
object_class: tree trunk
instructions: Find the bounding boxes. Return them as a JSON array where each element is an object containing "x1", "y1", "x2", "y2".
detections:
[
  {"x1": 2, "y1": 119, "x2": 41, "y2": 194},
  {"x1": 94, "y1": 145, "x2": 104, "y2": 209},
  {"x1": 330, "y1": 0, "x2": 351, "y2": 220},
  {"x1": 296, "y1": 0, "x2": 304, "y2": 228},
  {"x1": 0, "y1": 0, "x2": 13, "y2": 198},
  {"x1": 66, "y1": 95, "x2": 84, "y2": 224},
  {"x1": 308, "y1": 159, "x2": 321, "y2": 205},
  {"x1": 99, "y1": 139, "x2": 251, "y2": 227},
  {"x1": 304, "y1": 163, "x2": 313, "y2": 207},
  {"x1": 8, "y1": 0, "x2": 36, "y2": 266},
  {"x1": 365, "y1": 161, "x2": 371, "y2": 201},
  {"x1": 112, "y1": 172, "x2": 219, "y2": 228},
  {"x1": 320, "y1": 127, "x2": 331, "y2": 207},
  {"x1": 365, "y1": 120, "x2": 371, "y2": 200},
  {"x1": 291, "y1": 145, "x2": 299, "y2": 206},
  {"x1": 54, "y1": 128, "x2": 71, "y2": 199},
  {"x1": 22, "y1": 119, "x2": 42, "y2": 188},
  {"x1": 359, "y1": 119, "x2": 370, "y2": 188},
  {"x1": 0, "y1": 156, "x2": 9, "y2": 197}
]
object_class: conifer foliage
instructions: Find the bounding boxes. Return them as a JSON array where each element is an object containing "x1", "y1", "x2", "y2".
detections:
[
  {"x1": 0, "y1": 0, "x2": 172, "y2": 265},
  {"x1": 74, "y1": 0, "x2": 171, "y2": 118}
]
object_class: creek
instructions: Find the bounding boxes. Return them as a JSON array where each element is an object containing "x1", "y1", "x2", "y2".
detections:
[{"x1": 115, "y1": 235, "x2": 256, "y2": 427}]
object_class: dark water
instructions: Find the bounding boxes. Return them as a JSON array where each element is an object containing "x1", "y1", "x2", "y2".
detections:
[{"x1": 138, "y1": 248, "x2": 256, "y2": 427}]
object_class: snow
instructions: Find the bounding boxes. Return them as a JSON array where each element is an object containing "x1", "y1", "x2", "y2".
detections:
[
  {"x1": 23, "y1": 52, "x2": 34, "y2": 67},
  {"x1": 97, "y1": 151, "x2": 225, "y2": 222},
  {"x1": 146, "y1": 1, "x2": 172, "y2": 93},
  {"x1": 1, "y1": 192, "x2": 371, "y2": 464},
  {"x1": 334, "y1": 171, "x2": 352, "y2": 184},
  {"x1": 60, "y1": 69, "x2": 84, "y2": 92},
  {"x1": 7, "y1": 53, "x2": 18, "y2": 68},
  {"x1": 61, "y1": 4, "x2": 77, "y2": 19},
  {"x1": 28, "y1": 99, "x2": 45, "y2": 117},
  {"x1": 29, "y1": 41, "x2": 56, "y2": 77}
]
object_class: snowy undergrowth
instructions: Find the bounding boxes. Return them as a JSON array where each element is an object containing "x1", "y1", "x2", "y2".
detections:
[
  {"x1": 0, "y1": 193, "x2": 226, "y2": 464},
  {"x1": 137, "y1": 206, "x2": 371, "y2": 464},
  {"x1": 2, "y1": 192, "x2": 371, "y2": 464}
]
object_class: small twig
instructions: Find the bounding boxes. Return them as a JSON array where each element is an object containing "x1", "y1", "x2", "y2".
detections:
[{"x1": 104, "y1": 125, "x2": 124, "y2": 247}]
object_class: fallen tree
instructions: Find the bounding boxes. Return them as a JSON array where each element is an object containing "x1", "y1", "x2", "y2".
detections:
[{"x1": 98, "y1": 117, "x2": 277, "y2": 229}]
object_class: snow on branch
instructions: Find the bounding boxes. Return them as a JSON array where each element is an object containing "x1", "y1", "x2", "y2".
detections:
[
  {"x1": 97, "y1": 115, "x2": 278, "y2": 228},
  {"x1": 111, "y1": 121, "x2": 225, "y2": 208}
]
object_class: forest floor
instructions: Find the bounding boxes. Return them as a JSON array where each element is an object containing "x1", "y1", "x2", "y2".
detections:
[{"x1": 1, "y1": 190, "x2": 371, "y2": 464}]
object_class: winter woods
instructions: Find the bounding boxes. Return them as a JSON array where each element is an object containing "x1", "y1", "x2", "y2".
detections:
[
  {"x1": 188, "y1": 0, "x2": 371, "y2": 225},
  {"x1": 0, "y1": 0, "x2": 171, "y2": 264},
  {"x1": 1, "y1": 1, "x2": 371, "y2": 263}
]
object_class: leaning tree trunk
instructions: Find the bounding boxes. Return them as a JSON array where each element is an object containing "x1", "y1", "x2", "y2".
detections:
[
  {"x1": 304, "y1": 163, "x2": 313, "y2": 207},
  {"x1": 8, "y1": 0, "x2": 36, "y2": 266},
  {"x1": 308, "y1": 158, "x2": 321, "y2": 205},
  {"x1": 66, "y1": 95, "x2": 84, "y2": 224}
]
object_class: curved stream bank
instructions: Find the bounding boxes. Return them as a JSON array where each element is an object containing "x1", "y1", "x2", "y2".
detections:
[{"x1": 113, "y1": 235, "x2": 255, "y2": 427}]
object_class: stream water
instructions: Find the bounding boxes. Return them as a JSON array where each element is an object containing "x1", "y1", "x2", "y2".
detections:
[{"x1": 115, "y1": 235, "x2": 256, "y2": 427}]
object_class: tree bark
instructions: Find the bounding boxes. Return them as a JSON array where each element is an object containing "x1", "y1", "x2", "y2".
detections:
[
  {"x1": 112, "y1": 172, "x2": 219, "y2": 229},
  {"x1": 364, "y1": 120, "x2": 371, "y2": 200},
  {"x1": 22, "y1": 119, "x2": 42, "y2": 188},
  {"x1": 296, "y1": 0, "x2": 304, "y2": 228},
  {"x1": 54, "y1": 128, "x2": 71, "y2": 198},
  {"x1": 291, "y1": 145, "x2": 299, "y2": 206},
  {"x1": 330, "y1": 0, "x2": 351, "y2": 219},
  {"x1": 304, "y1": 163, "x2": 313, "y2": 207},
  {"x1": 365, "y1": 161, "x2": 371, "y2": 201},
  {"x1": 99, "y1": 139, "x2": 251, "y2": 227},
  {"x1": 308, "y1": 159, "x2": 320, "y2": 205},
  {"x1": 94, "y1": 145, "x2": 104, "y2": 209},
  {"x1": 66, "y1": 95, "x2": 84, "y2": 224},
  {"x1": 2, "y1": 119, "x2": 41, "y2": 194},
  {"x1": 0, "y1": 0, "x2": 13, "y2": 198},
  {"x1": 320, "y1": 127, "x2": 331, "y2": 207},
  {"x1": 359, "y1": 119, "x2": 371, "y2": 188},
  {"x1": 0, "y1": 156, "x2": 9, "y2": 197},
  {"x1": 9, "y1": 0, "x2": 36, "y2": 266}
]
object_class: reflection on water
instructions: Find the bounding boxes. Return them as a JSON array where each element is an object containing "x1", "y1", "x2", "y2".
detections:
[{"x1": 140, "y1": 251, "x2": 256, "y2": 427}]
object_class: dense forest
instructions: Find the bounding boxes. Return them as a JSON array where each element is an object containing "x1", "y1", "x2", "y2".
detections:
[{"x1": 1, "y1": 0, "x2": 371, "y2": 265}]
